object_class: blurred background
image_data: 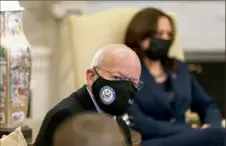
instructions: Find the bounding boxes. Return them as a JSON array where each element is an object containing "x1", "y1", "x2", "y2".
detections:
[{"x1": 18, "y1": 1, "x2": 225, "y2": 140}]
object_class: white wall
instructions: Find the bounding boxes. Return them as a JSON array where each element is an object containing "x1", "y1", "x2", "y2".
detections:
[
  {"x1": 30, "y1": 46, "x2": 53, "y2": 121},
  {"x1": 20, "y1": 1, "x2": 61, "y2": 119},
  {"x1": 85, "y1": 1, "x2": 225, "y2": 52}
]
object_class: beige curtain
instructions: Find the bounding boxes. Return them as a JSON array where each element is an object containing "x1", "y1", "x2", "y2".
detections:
[{"x1": 58, "y1": 8, "x2": 185, "y2": 99}]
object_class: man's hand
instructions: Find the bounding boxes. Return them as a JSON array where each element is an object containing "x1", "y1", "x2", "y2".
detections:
[{"x1": 201, "y1": 124, "x2": 210, "y2": 129}]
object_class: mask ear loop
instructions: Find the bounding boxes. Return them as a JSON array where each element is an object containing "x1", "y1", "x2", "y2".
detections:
[{"x1": 93, "y1": 67, "x2": 101, "y2": 77}]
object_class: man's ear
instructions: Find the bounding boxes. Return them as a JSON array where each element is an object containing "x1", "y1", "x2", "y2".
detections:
[{"x1": 86, "y1": 68, "x2": 96, "y2": 87}]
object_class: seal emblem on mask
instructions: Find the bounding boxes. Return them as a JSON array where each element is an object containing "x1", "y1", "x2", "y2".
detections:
[{"x1": 99, "y1": 86, "x2": 115, "y2": 105}]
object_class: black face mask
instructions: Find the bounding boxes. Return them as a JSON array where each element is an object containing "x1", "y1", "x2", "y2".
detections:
[
  {"x1": 146, "y1": 38, "x2": 172, "y2": 60},
  {"x1": 91, "y1": 76, "x2": 136, "y2": 116}
]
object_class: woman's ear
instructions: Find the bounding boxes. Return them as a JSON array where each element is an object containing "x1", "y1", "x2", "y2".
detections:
[{"x1": 140, "y1": 38, "x2": 151, "y2": 51}]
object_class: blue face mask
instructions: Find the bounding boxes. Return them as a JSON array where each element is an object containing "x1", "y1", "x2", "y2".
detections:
[{"x1": 146, "y1": 38, "x2": 172, "y2": 60}]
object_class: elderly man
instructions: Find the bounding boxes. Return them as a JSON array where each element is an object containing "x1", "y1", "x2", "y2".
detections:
[
  {"x1": 53, "y1": 113, "x2": 126, "y2": 146},
  {"x1": 34, "y1": 44, "x2": 142, "y2": 146}
]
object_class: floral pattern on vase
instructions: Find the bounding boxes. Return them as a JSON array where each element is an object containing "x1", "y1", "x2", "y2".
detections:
[
  {"x1": 0, "y1": 47, "x2": 7, "y2": 108},
  {"x1": 10, "y1": 44, "x2": 31, "y2": 107},
  {"x1": 0, "y1": 9, "x2": 32, "y2": 128}
]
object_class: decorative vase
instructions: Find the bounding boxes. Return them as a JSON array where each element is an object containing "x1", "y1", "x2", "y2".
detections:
[{"x1": 0, "y1": 1, "x2": 32, "y2": 130}]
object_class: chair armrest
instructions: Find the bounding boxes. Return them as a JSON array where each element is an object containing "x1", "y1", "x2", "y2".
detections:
[
  {"x1": 222, "y1": 119, "x2": 225, "y2": 128},
  {"x1": 185, "y1": 109, "x2": 201, "y2": 127},
  {"x1": 131, "y1": 129, "x2": 141, "y2": 146}
]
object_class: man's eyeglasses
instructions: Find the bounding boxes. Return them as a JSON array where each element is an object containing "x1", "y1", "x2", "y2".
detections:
[{"x1": 94, "y1": 67, "x2": 144, "y2": 90}]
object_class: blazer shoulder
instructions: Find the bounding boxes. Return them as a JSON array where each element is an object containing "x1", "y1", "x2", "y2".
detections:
[
  {"x1": 56, "y1": 92, "x2": 78, "y2": 109},
  {"x1": 35, "y1": 91, "x2": 80, "y2": 146},
  {"x1": 175, "y1": 59, "x2": 189, "y2": 72},
  {"x1": 35, "y1": 100, "x2": 73, "y2": 146},
  {"x1": 41, "y1": 93, "x2": 77, "y2": 130}
]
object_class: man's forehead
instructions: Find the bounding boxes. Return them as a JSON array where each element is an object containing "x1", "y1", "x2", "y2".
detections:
[
  {"x1": 98, "y1": 45, "x2": 141, "y2": 79},
  {"x1": 105, "y1": 63, "x2": 140, "y2": 79}
]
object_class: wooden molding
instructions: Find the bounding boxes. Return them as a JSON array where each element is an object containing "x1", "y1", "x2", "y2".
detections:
[
  {"x1": 51, "y1": 1, "x2": 88, "y2": 19},
  {"x1": 185, "y1": 51, "x2": 225, "y2": 62}
]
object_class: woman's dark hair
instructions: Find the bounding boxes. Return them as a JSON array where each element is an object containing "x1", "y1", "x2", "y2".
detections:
[{"x1": 124, "y1": 7, "x2": 176, "y2": 70}]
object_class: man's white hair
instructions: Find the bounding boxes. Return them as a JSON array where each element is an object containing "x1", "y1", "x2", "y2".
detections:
[
  {"x1": 90, "y1": 44, "x2": 134, "y2": 68},
  {"x1": 90, "y1": 48, "x2": 104, "y2": 68}
]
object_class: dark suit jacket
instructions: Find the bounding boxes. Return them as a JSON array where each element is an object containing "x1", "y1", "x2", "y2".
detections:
[
  {"x1": 34, "y1": 85, "x2": 132, "y2": 146},
  {"x1": 129, "y1": 60, "x2": 222, "y2": 139}
]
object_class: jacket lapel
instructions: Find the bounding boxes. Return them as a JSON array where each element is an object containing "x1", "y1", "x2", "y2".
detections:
[
  {"x1": 116, "y1": 116, "x2": 132, "y2": 146},
  {"x1": 141, "y1": 64, "x2": 173, "y2": 113},
  {"x1": 168, "y1": 67, "x2": 189, "y2": 115}
]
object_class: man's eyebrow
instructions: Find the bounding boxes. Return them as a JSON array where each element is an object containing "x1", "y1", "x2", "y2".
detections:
[
  {"x1": 104, "y1": 68, "x2": 134, "y2": 79},
  {"x1": 116, "y1": 71, "x2": 127, "y2": 77},
  {"x1": 117, "y1": 71, "x2": 136, "y2": 80}
]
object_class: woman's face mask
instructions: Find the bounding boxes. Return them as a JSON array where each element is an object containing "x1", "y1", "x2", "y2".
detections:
[
  {"x1": 146, "y1": 38, "x2": 172, "y2": 60},
  {"x1": 145, "y1": 16, "x2": 174, "y2": 60}
]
